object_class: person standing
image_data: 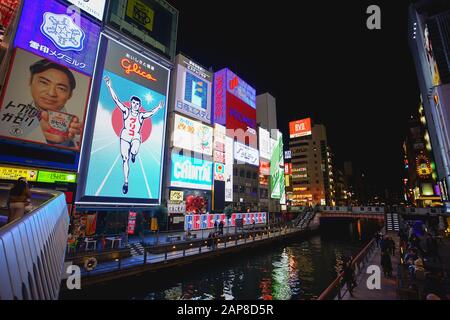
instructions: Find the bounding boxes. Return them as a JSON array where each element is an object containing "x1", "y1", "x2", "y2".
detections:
[
  {"x1": 7, "y1": 177, "x2": 32, "y2": 223},
  {"x1": 343, "y1": 259, "x2": 355, "y2": 297},
  {"x1": 381, "y1": 251, "x2": 393, "y2": 278}
]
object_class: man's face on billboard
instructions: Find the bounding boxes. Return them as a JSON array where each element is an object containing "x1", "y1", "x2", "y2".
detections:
[
  {"x1": 30, "y1": 68, "x2": 73, "y2": 111},
  {"x1": 131, "y1": 99, "x2": 141, "y2": 112}
]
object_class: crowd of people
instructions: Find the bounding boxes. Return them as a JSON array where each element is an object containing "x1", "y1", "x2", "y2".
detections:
[{"x1": 397, "y1": 221, "x2": 449, "y2": 299}]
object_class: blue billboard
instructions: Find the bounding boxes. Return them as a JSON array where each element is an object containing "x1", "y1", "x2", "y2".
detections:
[
  {"x1": 170, "y1": 153, "x2": 213, "y2": 191},
  {"x1": 13, "y1": 0, "x2": 101, "y2": 76}
]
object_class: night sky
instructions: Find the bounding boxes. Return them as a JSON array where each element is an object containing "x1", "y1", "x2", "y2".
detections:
[{"x1": 167, "y1": 0, "x2": 420, "y2": 198}]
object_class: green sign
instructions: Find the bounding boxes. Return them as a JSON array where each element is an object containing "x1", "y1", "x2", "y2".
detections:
[
  {"x1": 270, "y1": 134, "x2": 284, "y2": 200},
  {"x1": 37, "y1": 171, "x2": 77, "y2": 184}
]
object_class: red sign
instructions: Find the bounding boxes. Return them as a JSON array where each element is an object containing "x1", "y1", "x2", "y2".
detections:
[
  {"x1": 289, "y1": 118, "x2": 312, "y2": 138},
  {"x1": 226, "y1": 92, "x2": 257, "y2": 132},
  {"x1": 260, "y1": 161, "x2": 270, "y2": 175},
  {"x1": 284, "y1": 163, "x2": 292, "y2": 175},
  {"x1": 127, "y1": 211, "x2": 137, "y2": 235}
]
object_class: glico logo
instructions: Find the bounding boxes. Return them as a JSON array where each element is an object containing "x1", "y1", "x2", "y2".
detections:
[{"x1": 120, "y1": 58, "x2": 157, "y2": 82}]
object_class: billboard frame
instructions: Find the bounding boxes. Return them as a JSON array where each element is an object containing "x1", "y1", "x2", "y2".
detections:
[{"x1": 75, "y1": 33, "x2": 171, "y2": 208}]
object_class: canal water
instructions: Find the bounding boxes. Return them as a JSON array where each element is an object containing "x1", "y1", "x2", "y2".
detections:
[{"x1": 62, "y1": 218, "x2": 382, "y2": 300}]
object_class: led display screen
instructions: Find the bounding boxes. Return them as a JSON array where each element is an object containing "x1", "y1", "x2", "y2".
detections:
[{"x1": 77, "y1": 35, "x2": 169, "y2": 206}]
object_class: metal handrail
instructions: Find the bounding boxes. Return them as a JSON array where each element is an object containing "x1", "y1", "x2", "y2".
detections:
[{"x1": 317, "y1": 238, "x2": 377, "y2": 300}]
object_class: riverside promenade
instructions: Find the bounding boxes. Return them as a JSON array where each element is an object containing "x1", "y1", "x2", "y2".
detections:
[{"x1": 62, "y1": 215, "x2": 320, "y2": 288}]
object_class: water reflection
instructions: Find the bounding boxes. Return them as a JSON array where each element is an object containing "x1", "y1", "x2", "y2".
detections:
[{"x1": 62, "y1": 218, "x2": 382, "y2": 300}]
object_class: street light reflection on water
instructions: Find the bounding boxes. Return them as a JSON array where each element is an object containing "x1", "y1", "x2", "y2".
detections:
[{"x1": 62, "y1": 219, "x2": 382, "y2": 300}]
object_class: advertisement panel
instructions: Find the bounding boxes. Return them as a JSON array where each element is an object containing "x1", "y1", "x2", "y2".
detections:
[
  {"x1": 213, "y1": 69, "x2": 226, "y2": 125},
  {"x1": 169, "y1": 190, "x2": 184, "y2": 202},
  {"x1": 67, "y1": 0, "x2": 106, "y2": 21},
  {"x1": 106, "y1": 0, "x2": 178, "y2": 60},
  {"x1": 14, "y1": 0, "x2": 101, "y2": 76},
  {"x1": 79, "y1": 35, "x2": 169, "y2": 205},
  {"x1": 259, "y1": 127, "x2": 271, "y2": 160},
  {"x1": 260, "y1": 161, "x2": 270, "y2": 176},
  {"x1": 270, "y1": 134, "x2": 283, "y2": 199},
  {"x1": 0, "y1": 166, "x2": 38, "y2": 182},
  {"x1": 0, "y1": 49, "x2": 91, "y2": 150},
  {"x1": 174, "y1": 55, "x2": 213, "y2": 123},
  {"x1": 424, "y1": 25, "x2": 441, "y2": 87},
  {"x1": 225, "y1": 69, "x2": 256, "y2": 109},
  {"x1": 226, "y1": 92, "x2": 257, "y2": 132},
  {"x1": 289, "y1": 118, "x2": 312, "y2": 139},
  {"x1": 172, "y1": 114, "x2": 213, "y2": 155},
  {"x1": 225, "y1": 136, "x2": 233, "y2": 202},
  {"x1": 170, "y1": 153, "x2": 213, "y2": 191},
  {"x1": 234, "y1": 141, "x2": 259, "y2": 166},
  {"x1": 37, "y1": 170, "x2": 77, "y2": 183},
  {"x1": 214, "y1": 162, "x2": 225, "y2": 181}
]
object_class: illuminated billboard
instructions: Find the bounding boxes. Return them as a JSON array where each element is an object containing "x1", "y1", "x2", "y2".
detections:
[
  {"x1": 67, "y1": 0, "x2": 107, "y2": 21},
  {"x1": 174, "y1": 55, "x2": 212, "y2": 123},
  {"x1": 214, "y1": 162, "x2": 225, "y2": 181},
  {"x1": 234, "y1": 141, "x2": 259, "y2": 166},
  {"x1": 77, "y1": 35, "x2": 169, "y2": 206},
  {"x1": 14, "y1": 0, "x2": 101, "y2": 76},
  {"x1": 0, "y1": 48, "x2": 91, "y2": 151},
  {"x1": 289, "y1": 118, "x2": 312, "y2": 139},
  {"x1": 227, "y1": 92, "x2": 257, "y2": 132},
  {"x1": 270, "y1": 133, "x2": 284, "y2": 200},
  {"x1": 259, "y1": 127, "x2": 271, "y2": 160},
  {"x1": 213, "y1": 68, "x2": 256, "y2": 130},
  {"x1": 225, "y1": 69, "x2": 256, "y2": 109},
  {"x1": 173, "y1": 114, "x2": 213, "y2": 155},
  {"x1": 225, "y1": 136, "x2": 233, "y2": 202},
  {"x1": 259, "y1": 161, "x2": 270, "y2": 186},
  {"x1": 170, "y1": 153, "x2": 213, "y2": 191},
  {"x1": 424, "y1": 25, "x2": 441, "y2": 87},
  {"x1": 106, "y1": 0, "x2": 178, "y2": 60}
]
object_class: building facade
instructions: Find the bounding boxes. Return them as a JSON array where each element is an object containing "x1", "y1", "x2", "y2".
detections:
[{"x1": 289, "y1": 122, "x2": 332, "y2": 206}]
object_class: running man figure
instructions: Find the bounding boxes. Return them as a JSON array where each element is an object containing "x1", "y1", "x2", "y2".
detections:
[{"x1": 104, "y1": 76, "x2": 164, "y2": 194}]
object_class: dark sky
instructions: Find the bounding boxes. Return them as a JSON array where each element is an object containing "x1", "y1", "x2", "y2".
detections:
[{"x1": 167, "y1": 0, "x2": 420, "y2": 197}]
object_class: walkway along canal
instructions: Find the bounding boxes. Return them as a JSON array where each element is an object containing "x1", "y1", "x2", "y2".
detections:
[{"x1": 61, "y1": 216, "x2": 383, "y2": 300}]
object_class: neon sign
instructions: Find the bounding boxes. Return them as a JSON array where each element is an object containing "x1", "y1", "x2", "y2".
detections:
[{"x1": 121, "y1": 58, "x2": 157, "y2": 82}]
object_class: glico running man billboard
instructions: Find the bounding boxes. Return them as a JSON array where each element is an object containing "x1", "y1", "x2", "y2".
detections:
[{"x1": 77, "y1": 35, "x2": 169, "y2": 206}]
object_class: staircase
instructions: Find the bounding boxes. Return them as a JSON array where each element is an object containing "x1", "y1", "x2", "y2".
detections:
[
  {"x1": 128, "y1": 242, "x2": 145, "y2": 257},
  {"x1": 385, "y1": 212, "x2": 399, "y2": 232}
]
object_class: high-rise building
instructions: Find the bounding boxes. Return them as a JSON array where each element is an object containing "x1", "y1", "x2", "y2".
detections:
[
  {"x1": 288, "y1": 121, "x2": 332, "y2": 206},
  {"x1": 409, "y1": 0, "x2": 450, "y2": 201},
  {"x1": 256, "y1": 93, "x2": 281, "y2": 213},
  {"x1": 402, "y1": 103, "x2": 441, "y2": 207}
]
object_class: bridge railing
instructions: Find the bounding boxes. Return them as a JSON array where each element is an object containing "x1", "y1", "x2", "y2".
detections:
[
  {"x1": 0, "y1": 189, "x2": 69, "y2": 300},
  {"x1": 320, "y1": 206, "x2": 385, "y2": 214},
  {"x1": 317, "y1": 238, "x2": 377, "y2": 300}
]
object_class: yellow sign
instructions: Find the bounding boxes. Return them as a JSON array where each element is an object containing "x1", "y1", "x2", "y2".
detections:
[
  {"x1": 126, "y1": 0, "x2": 155, "y2": 32},
  {"x1": 170, "y1": 190, "x2": 184, "y2": 202},
  {"x1": 0, "y1": 166, "x2": 38, "y2": 182}
]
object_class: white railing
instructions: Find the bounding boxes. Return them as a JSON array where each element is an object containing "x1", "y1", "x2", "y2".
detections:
[
  {"x1": 0, "y1": 190, "x2": 69, "y2": 300},
  {"x1": 320, "y1": 206, "x2": 385, "y2": 214}
]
